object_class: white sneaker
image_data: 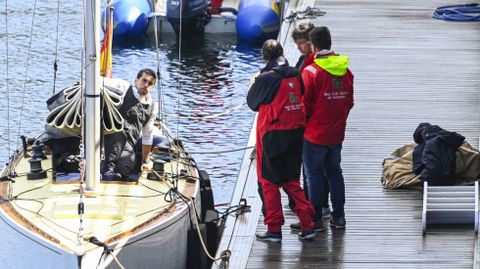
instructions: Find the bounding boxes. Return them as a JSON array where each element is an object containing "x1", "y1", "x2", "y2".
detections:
[{"x1": 322, "y1": 207, "x2": 331, "y2": 219}]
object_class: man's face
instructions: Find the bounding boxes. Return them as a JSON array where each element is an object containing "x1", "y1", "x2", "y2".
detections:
[
  {"x1": 295, "y1": 38, "x2": 312, "y2": 56},
  {"x1": 135, "y1": 73, "x2": 156, "y2": 96}
]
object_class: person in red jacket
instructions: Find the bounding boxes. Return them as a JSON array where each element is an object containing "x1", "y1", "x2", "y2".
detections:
[
  {"x1": 292, "y1": 22, "x2": 315, "y2": 71},
  {"x1": 247, "y1": 39, "x2": 315, "y2": 242},
  {"x1": 288, "y1": 22, "x2": 332, "y2": 223},
  {"x1": 301, "y1": 26, "x2": 354, "y2": 229}
]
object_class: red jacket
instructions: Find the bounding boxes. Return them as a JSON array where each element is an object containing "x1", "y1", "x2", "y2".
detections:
[
  {"x1": 297, "y1": 52, "x2": 315, "y2": 72},
  {"x1": 301, "y1": 51, "x2": 354, "y2": 145},
  {"x1": 247, "y1": 61, "x2": 306, "y2": 184}
]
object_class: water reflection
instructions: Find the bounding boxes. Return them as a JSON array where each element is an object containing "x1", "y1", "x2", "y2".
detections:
[{"x1": 0, "y1": 1, "x2": 263, "y2": 204}]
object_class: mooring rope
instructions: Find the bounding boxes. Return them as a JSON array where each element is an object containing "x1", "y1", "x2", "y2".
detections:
[
  {"x1": 433, "y1": 3, "x2": 480, "y2": 21},
  {"x1": 189, "y1": 146, "x2": 254, "y2": 155},
  {"x1": 152, "y1": 10, "x2": 167, "y2": 127},
  {"x1": 172, "y1": 0, "x2": 185, "y2": 198}
]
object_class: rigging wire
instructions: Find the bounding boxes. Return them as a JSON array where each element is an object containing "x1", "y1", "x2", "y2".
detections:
[
  {"x1": 12, "y1": 199, "x2": 79, "y2": 235},
  {"x1": 77, "y1": 0, "x2": 89, "y2": 248},
  {"x1": 15, "y1": 0, "x2": 39, "y2": 153},
  {"x1": 52, "y1": 0, "x2": 61, "y2": 95},
  {"x1": 152, "y1": 11, "x2": 167, "y2": 127},
  {"x1": 160, "y1": 101, "x2": 246, "y2": 120},
  {"x1": 4, "y1": 0, "x2": 11, "y2": 165},
  {"x1": 173, "y1": 0, "x2": 185, "y2": 204}
]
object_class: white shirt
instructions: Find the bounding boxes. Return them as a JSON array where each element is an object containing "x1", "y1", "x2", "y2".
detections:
[{"x1": 133, "y1": 86, "x2": 158, "y2": 146}]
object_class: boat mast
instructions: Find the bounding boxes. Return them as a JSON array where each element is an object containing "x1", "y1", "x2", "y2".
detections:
[{"x1": 84, "y1": 0, "x2": 101, "y2": 191}]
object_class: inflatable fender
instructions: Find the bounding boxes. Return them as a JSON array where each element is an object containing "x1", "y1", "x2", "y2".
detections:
[
  {"x1": 199, "y1": 170, "x2": 215, "y2": 221},
  {"x1": 204, "y1": 210, "x2": 221, "y2": 268},
  {"x1": 186, "y1": 223, "x2": 208, "y2": 269},
  {"x1": 236, "y1": 0, "x2": 280, "y2": 43},
  {"x1": 103, "y1": 0, "x2": 152, "y2": 39}
]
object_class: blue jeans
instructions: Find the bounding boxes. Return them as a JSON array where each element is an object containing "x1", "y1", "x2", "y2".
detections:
[{"x1": 303, "y1": 140, "x2": 345, "y2": 221}]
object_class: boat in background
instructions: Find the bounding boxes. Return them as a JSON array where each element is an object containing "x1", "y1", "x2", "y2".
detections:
[{"x1": 104, "y1": 0, "x2": 281, "y2": 44}]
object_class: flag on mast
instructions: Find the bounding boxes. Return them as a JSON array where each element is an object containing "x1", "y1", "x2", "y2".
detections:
[{"x1": 100, "y1": 4, "x2": 113, "y2": 78}]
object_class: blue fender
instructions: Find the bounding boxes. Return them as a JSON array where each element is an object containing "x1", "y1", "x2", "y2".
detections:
[
  {"x1": 104, "y1": 0, "x2": 152, "y2": 39},
  {"x1": 236, "y1": 0, "x2": 280, "y2": 43}
]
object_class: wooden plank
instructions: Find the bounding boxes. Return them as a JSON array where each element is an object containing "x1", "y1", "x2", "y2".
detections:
[
  {"x1": 217, "y1": 0, "x2": 480, "y2": 268},
  {"x1": 246, "y1": 0, "x2": 480, "y2": 268},
  {"x1": 212, "y1": 0, "x2": 317, "y2": 267}
]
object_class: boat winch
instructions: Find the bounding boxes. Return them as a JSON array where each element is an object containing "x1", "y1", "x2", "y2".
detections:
[{"x1": 27, "y1": 143, "x2": 48, "y2": 180}]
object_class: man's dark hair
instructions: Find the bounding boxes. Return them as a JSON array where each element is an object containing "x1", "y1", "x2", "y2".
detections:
[
  {"x1": 309, "y1": 26, "x2": 332, "y2": 51},
  {"x1": 262, "y1": 39, "x2": 283, "y2": 61},
  {"x1": 136, "y1": 68, "x2": 157, "y2": 81},
  {"x1": 291, "y1": 22, "x2": 315, "y2": 42}
]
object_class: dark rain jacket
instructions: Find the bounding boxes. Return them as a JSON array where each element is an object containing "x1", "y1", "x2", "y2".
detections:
[
  {"x1": 247, "y1": 58, "x2": 305, "y2": 184},
  {"x1": 118, "y1": 86, "x2": 155, "y2": 146},
  {"x1": 412, "y1": 123, "x2": 465, "y2": 185}
]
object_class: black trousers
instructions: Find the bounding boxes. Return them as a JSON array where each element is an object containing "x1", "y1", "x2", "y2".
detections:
[{"x1": 104, "y1": 131, "x2": 138, "y2": 177}]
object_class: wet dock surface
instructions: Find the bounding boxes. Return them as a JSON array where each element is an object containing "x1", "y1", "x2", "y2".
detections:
[{"x1": 214, "y1": 0, "x2": 480, "y2": 268}]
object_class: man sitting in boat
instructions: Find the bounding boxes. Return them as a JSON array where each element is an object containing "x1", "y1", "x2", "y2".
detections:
[{"x1": 103, "y1": 68, "x2": 158, "y2": 181}]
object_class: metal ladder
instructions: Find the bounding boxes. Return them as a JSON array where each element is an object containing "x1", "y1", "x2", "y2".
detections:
[{"x1": 422, "y1": 181, "x2": 479, "y2": 234}]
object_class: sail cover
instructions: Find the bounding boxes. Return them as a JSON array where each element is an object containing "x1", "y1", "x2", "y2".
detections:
[{"x1": 46, "y1": 77, "x2": 129, "y2": 137}]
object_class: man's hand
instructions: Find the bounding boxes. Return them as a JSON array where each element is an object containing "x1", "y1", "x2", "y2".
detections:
[{"x1": 141, "y1": 160, "x2": 153, "y2": 172}]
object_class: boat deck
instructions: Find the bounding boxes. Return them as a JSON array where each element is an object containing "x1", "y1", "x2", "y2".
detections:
[
  {"x1": 0, "y1": 150, "x2": 197, "y2": 253},
  {"x1": 214, "y1": 0, "x2": 480, "y2": 268}
]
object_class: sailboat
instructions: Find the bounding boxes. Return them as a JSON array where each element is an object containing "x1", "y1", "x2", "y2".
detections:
[{"x1": 0, "y1": 1, "x2": 217, "y2": 268}]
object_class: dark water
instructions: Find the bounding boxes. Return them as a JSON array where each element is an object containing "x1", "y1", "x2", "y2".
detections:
[{"x1": 0, "y1": 1, "x2": 264, "y2": 204}]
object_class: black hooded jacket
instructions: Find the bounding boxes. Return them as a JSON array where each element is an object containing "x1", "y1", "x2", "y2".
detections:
[
  {"x1": 412, "y1": 123, "x2": 465, "y2": 185},
  {"x1": 246, "y1": 58, "x2": 305, "y2": 184},
  {"x1": 247, "y1": 58, "x2": 304, "y2": 112}
]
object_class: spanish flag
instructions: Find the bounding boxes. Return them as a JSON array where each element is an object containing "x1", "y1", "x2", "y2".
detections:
[{"x1": 100, "y1": 5, "x2": 113, "y2": 78}]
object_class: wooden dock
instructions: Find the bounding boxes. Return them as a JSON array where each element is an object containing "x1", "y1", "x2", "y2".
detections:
[{"x1": 213, "y1": 0, "x2": 480, "y2": 268}]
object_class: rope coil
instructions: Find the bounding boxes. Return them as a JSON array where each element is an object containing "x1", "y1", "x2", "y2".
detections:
[
  {"x1": 283, "y1": 6, "x2": 326, "y2": 22},
  {"x1": 433, "y1": 3, "x2": 480, "y2": 21}
]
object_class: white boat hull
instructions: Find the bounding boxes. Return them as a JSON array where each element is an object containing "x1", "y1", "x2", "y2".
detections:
[
  {"x1": 0, "y1": 144, "x2": 202, "y2": 269},
  {"x1": 146, "y1": 14, "x2": 236, "y2": 36},
  {"x1": 0, "y1": 188, "x2": 200, "y2": 269}
]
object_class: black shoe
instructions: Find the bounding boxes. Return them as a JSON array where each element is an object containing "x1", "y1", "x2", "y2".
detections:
[
  {"x1": 290, "y1": 221, "x2": 325, "y2": 232},
  {"x1": 298, "y1": 229, "x2": 316, "y2": 240},
  {"x1": 102, "y1": 170, "x2": 122, "y2": 181},
  {"x1": 290, "y1": 222, "x2": 301, "y2": 231},
  {"x1": 329, "y1": 217, "x2": 346, "y2": 229},
  {"x1": 255, "y1": 231, "x2": 282, "y2": 242},
  {"x1": 314, "y1": 220, "x2": 326, "y2": 232}
]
